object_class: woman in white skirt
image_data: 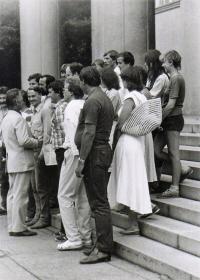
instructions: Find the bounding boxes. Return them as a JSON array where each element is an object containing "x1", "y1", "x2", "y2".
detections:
[{"x1": 108, "y1": 66, "x2": 152, "y2": 234}]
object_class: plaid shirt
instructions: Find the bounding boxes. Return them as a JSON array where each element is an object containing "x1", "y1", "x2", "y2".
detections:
[{"x1": 51, "y1": 99, "x2": 68, "y2": 150}]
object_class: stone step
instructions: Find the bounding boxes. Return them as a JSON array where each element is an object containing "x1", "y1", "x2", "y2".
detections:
[
  {"x1": 163, "y1": 145, "x2": 200, "y2": 162},
  {"x1": 161, "y1": 174, "x2": 200, "y2": 201},
  {"x1": 182, "y1": 116, "x2": 200, "y2": 133},
  {"x1": 113, "y1": 228, "x2": 200, "y2": 280},
  {"x1": 139, "y1": 214, "x2": 200, "y2": 258},
  {"x1": 180, "y1": 132, "x2": 200, "y2": 146},
  {"x1": 151, "y1": 196, "x2": 200, "y2": 227},
  {"x1": 51, "y1": 211, "x2": 200, "y2": 279},
  {"x1": 162, "y1": 160, "x2": 200, "y2": 181},
  {"x1": 112, "y1": 211, "x2": 200, "y2": 258}
]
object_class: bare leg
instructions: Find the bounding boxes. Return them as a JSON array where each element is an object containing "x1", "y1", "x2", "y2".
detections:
[{"x1": 166, "y1": 130, "x2": 181, "y2": 186}]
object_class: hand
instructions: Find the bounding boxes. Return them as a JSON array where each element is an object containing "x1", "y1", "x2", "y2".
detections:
[
  {"x1": 38, "y1": 150, "x2": 44, "y2": 162},
  {"x1": 75, "y1": 159, "x2": 84, "y2": 178}
]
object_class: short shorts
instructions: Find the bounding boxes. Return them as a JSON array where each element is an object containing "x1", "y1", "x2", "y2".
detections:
[{"x1": 161, "y1": 114, "x2": 184, "y2": 132}]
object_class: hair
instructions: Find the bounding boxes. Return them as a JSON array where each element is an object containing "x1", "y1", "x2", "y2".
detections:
[
  {"x1": 20, "y1": 90, "x2": 30, "y2": 107},
  {"x1": 28, "y1": 73, "x2": 42, "y2": 83},
  {"x1": 69, "y1": 62, "x2": 83, "y2": 76},
  {"x1": 101, "y1": 67, "x2": 120, "y2": 90},
  {"x1": 68, "y1": 83, "x2": 84, "y2": 99},
  {"x1": 60, "y1": 63, "x2": 68, "y2": 73},
  {"x1": 28, "y1": 86, "x2": 44, "y2": 95},
  {"x1": 0, "y1": 86, "x2": 8, "y2": 95},
  {"x1": 120, "y1": 66, "x2": 143, "y2": 92},
  {"x1": 164, "y1": 50, "x2": 182, "y2": 69},
  {"x1": 134, "y1": 65, "x2": 148, "y2": 86},
  {"x1": 144, "y1": 49, "x2": 165, "y2": 89},
  {"x1": 48, "y1": 80, "x2": 64, "y2": 98},
  {"x1": 118, "y1": 51, "x2": 135, "y2": 66},
  {"x1": 80, "y1": 66, "x2": 101, "y2": 87},
  {"x1": 92, "y1": 59, "x2": 104, "y2": 68},
  {"x1": 103, "y1": 50, "x2": 119, "y2": 62},
  {"x1": 40, "y1": 74, "x2": 55, "y2": 88},
  {"x1": 6, "y1": 88, "x2": 20, "y2": 109}
]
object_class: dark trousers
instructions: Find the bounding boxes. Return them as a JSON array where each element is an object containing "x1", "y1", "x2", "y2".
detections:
[
  {"x1": 37, "y1": 157, "x2": 59, "y2": 223},
  {"x1": 0, "y1": 163, "x2": 9, "y2": 209},
  {"x1": 0, "y1": 147, "x2": 9, "y2": 209},
  {"x1": 83, "y1": 144, "x2": 113, "y2": 254},
  {"x1": 55, "y1": 148, "x2": 65, "y2": 233},
  {"x1": 27, "y1": 184, "x2": 36, "y2": 219}
]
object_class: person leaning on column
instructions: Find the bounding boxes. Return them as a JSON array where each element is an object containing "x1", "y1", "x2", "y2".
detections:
[{"x1": 1, "y1": 88, "x2": 42, "y2": 236}]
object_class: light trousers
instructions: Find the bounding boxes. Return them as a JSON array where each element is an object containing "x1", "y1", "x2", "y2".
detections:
[
  {"x1": 58, "y1": 149, "x2": 92, "y2": 243},
  {"x1": 7, "y1": 171, "x2": 32, "y2": 232}
]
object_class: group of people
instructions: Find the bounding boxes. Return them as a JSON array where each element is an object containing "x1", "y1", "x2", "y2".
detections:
[{"x1": 0, "y1": 48, "x2": 192, "y2": 264}]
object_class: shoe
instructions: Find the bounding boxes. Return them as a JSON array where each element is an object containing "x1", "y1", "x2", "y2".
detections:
[
  {"x1": 30, "y1": 220, "x2": 50, "y2": 229},
  {"x1": 10, "y1": 230, "x2": 37, "y2": 237},
  {"x1": 0, "y1": 208, "x2": 7, "y2": 216},
  {"x1": 54, "y1": 231, "x2": 67, "y2": 242},
  {"x1": 80, "y1": 249, "x2": 111, "y2": 264},
  {"x1": 57, "y1": 240, "x2": 82, "y2": 251},
  {"x1": 119, "y1": 226, "x2": 140, "y2": 235},
  {"x1": 157, "y1": 186, "x2": 179, "y2": 199},
  {"x1": 180, "y1": 167, "x2": 193, "y2": 183},
  {"x1": 140, "y1": 204, "x2": 160, "y2": 219}
]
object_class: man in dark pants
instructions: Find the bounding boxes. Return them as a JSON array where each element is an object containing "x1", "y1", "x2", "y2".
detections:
[{"x1": 75, "y1": 66, "x2": 114, "y2": 264}]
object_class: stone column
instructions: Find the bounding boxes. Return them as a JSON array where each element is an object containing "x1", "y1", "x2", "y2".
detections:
[
  {"x1": 91, "y1": 0, "x2": 154, "y2": 64},
  {"x1": 182, "y1": 0, "x2": 200, "y2": 116},
  {"x1": 19, "y1": 0, "x2": 59, "y2": 89}
]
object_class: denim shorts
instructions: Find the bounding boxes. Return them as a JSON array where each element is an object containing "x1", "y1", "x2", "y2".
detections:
[{"x1": 161, "y1": 114, "x2": 184, "y2": 132}]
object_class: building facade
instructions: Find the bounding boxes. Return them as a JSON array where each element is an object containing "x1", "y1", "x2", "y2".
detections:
[{"x1": 1, "y1": 0, "x2": 199, "y2": 116}]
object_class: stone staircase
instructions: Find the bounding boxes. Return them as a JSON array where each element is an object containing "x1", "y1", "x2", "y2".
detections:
[{"x1": 51, "y1": 116, "x2": 200, "y2": 280}]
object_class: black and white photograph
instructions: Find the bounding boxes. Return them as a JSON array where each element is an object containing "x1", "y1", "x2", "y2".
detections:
[{"x1": 0, "y1": 0, "x2": 200, "y2": 279}]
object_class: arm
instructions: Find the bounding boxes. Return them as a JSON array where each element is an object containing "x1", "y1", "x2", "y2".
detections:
[
  {"x1": 112, "y1": 98, "x2": 135, "y2": 152},
  {"x1": 79, "y1": 123, "x2": 96, "y2": 160},
  {"x1": 75, "y1": 123, "x2": 96, "y2": 178},
  {"x1": 162, "y1": 98, "x2": 176, "y2": 120},
  {"x1": 162, "y1": 75, "x2": 180, "y2": 120},
  {"x1": 150, "y1": 76, "x2": 166, "y2": 98},
  {"x1": 15, "y1": 116, "x2": 39, "y2": 149},
  {"x1": 75, "y1": 98, "x2": 99, "y2": 177},
  {"x1": 118, "y1": 98, "x2": 135, "y2": 129}
]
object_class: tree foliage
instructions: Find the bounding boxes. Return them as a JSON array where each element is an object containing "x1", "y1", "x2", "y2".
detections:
[{"x1": 0, "y1": 0, "x2": 21, "y2": 88}]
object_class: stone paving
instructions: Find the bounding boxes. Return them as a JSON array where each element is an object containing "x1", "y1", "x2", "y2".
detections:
[{"x1": 0, "y1": 215, "x2": 163, "y2": 280}]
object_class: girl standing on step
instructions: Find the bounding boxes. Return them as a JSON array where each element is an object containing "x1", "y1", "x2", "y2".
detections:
[
  {"x1": 154, "y1": 50, "x2": 190, "y2": 198},
  {"x1": 142, "y1": 50, "x2": 170, "y2": 189}
]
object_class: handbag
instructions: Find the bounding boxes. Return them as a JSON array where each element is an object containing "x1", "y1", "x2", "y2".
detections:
[{"x1": 121, "y1": 98, "x2": 162, "y2": 136}]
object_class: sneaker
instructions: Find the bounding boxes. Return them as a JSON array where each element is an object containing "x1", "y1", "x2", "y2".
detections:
[
  {"x1": 140, "y1": 204, "x2": 160, "y2": 219},
  {"x1": 57, "y1": 240, "x2": 82, "y2": 251},
  {"x1": 54, "y1": 231, "x2": 67, "y2": 242},
  {"x1": 157, "y1": 186, "x2": 179, "y2": 198}
]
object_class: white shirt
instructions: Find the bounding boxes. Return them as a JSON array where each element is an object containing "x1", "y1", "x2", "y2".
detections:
[
  {"x1": 146, "y1": 73, "x2": 169, "y2": 100},
  {"x1": 63, "y1": 99, "x2": 85, "y2": 156}
]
